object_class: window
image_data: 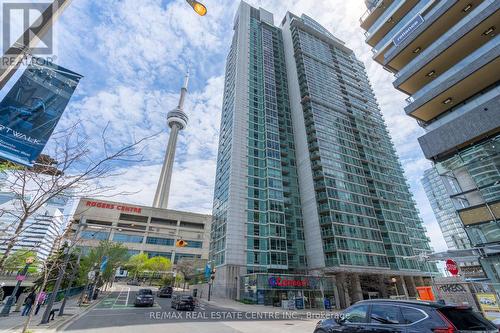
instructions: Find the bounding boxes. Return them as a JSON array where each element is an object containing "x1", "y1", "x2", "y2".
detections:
[
  {"x1": 146, "y1": 251, "x2": 171, "y2": 259},
  {"x1": 186, "y1": 241, "x2": 203, "y2": 248},
  {"x1": 113, "y1": 233, "x2": 143, "y2": 243},
  {"x1": 370, "y1": 305, "x2": 401, "y2": 324},
  {"x1": 146, "y1": 237, "x2": 174, "y2": 246},
  {"x1": 180, "y1": 221, "x2": 204, "y2": 230},
  {"x1": 401, "y1": 307, "x2": 426, "y2": 324},
  {"x1": 119, "y1": 214, "x2": 148, "y2": 223},
  {"x1": 81, "y1": 231, "x2": 109, "y2": 241},
  {"x1": 343, "y1": 304, "x2": 368, "y2": 323}
]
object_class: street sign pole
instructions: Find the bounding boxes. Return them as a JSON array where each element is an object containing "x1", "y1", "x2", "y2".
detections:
[{"x1": 0, "y1": 260, "x2": 33, "y2": 316}]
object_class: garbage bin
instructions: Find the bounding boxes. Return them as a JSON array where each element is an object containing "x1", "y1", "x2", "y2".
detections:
[{"x1": 193, "y1": 289, "x2": 198, "y2": 298}]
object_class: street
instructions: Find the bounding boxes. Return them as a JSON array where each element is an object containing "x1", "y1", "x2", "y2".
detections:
[{"x1": 62, "y1": 285, "x2": 319, "y2": 333}]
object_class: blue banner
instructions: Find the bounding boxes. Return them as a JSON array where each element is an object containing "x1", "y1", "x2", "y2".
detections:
[
  {"x1": 0, "y1": 58, "x2": 82, "y2": 166},
  {"x1": 204, "y1": 263, "x2": 211, "y2": 279},
  {"x1": 100, "y1": 256, "x2": 108, "y2": 272}
]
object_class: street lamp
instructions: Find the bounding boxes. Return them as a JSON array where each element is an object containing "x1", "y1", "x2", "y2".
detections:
[
  {"x1": 391, "y1": 277, "x2": 399, "y2": 297},
  {"x1": 186, "y1": 0, "x2": 207, "y2": 16},
  {"x1": 0, "y1": 256, "x2": 35, "y2": 317}
]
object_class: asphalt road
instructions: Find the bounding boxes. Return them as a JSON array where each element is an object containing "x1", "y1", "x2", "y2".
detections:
[{"x1": 62, "y1": 286, "x2": 315, "y2": 332}]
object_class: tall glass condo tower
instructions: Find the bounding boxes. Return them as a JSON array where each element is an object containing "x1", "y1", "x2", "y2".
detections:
[{"x1": 210, "y1": 2, "x2": 436, "y2": 307}]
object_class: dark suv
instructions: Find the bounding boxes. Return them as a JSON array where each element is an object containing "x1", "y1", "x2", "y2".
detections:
[
  {"x1": 134, "y1": 288, "x2": 154, "y2": 307},
  {"x1": 314, "y1": 299, "x2": 498, "y2": 333},
  {"x1": 157, "y1": 286, "x2": 173, "y2": 298},
  {"x1": 171, "y1": 294, "x2": 195, "y2": 311}
]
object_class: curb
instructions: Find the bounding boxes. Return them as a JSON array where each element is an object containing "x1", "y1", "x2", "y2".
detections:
[{"x1": 56, "y1": 292, "x2": 111, "y2": 331}]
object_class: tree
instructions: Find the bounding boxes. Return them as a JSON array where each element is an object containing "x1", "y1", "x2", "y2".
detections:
[
  {"x1": 2, "y1": 249, "x2": 39, "y2": 273},
  {"x1": 146, "y1": 256, "x2": 171, "y2": 283},
  {"x1": 80, "y1": 241, "x2": 129, "y2": 286},
  {"x1": 175, "y1": 258, "x2": 206, "y2": 290},
  {"x1": 126, "y1": 253, "x2": 149, "y2": 279},
  {"x1": 0, "y1": 123, "x2": 153, "y2": 270}
]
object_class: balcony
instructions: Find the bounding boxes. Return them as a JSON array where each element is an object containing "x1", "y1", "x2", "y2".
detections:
[
  {"x1": 365, "y1": 0, "x2": 420, "y2": 48},
  {"x1": 405, "y1": 38, "x2": 500, "y2": 122},
  {"x1": 384, "y1": 0, "x2": 484, "y2": 73},
  {"x1": 394, "y1": 1, "x2": 498, "y2": 95},
  {"x1": 360, "y1": 0, "x2": 394, "y2": 31}
]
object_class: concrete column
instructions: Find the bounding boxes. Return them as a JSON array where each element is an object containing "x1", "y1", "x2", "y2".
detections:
[
  {"x1": 350, "y1": 274, "x2": 363, "y2": 303},
  {"x1": 398, "y1": 276, "x2": 409, "y2": 298},
  {"x1": 405, "y1": 276, "x2": 417, "y2": 298},
  {"x1": 377, "y1": 275, "x2": 388, "y2": 298},
  {"x1": 331, "y1": 275, "x2": 341, "y2": 309},
  {"x1": 336, "y1": 273, "x2": 350, "y2": 308}
]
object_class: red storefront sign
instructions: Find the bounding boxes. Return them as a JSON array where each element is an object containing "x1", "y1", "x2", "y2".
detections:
[{"x1": 268, "y1": 276, "x2": 309, "y2": 288}]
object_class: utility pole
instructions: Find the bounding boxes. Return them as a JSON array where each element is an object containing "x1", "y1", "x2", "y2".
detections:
[
  {"x1": 58, "y1": 249, "x2": 82, "y2": 316},
  {"x1": 0, "y1": 0, "x2": 72, "y2": 90},
  {"x1": 40, "y1": 221, "x2": 82, "y2": 324}
]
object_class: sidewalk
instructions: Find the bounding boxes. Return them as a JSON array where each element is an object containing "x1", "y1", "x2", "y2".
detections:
[
  {"x1": 0, "y1": 294, "x2": 105, "y2": 333},
  {"x1": 198, "y1": 297, "x2": 339, "y2": 319}
]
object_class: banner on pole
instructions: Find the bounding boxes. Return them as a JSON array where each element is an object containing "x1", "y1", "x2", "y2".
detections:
[{"x1": 0, "y1": 58, "x2": 82, "y2": 166}]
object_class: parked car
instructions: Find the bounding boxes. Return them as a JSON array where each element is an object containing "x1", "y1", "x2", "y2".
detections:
[
  {"x1": 157, "y1": 286, "x2": 173, "y2": 298},
  {"x1": 134, "y1": 289, "x2": 154, "y2": 307},
  {"x1": 314, "y1": 299, "x2": 498, "y2": 333},
  {"x1": 171, "y1": 294, "x2": 195, "y2": 311}
]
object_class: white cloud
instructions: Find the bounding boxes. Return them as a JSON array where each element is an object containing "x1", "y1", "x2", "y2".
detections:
[{"x1": 47, "y1": 0, "x2": 446, "y2": 252}]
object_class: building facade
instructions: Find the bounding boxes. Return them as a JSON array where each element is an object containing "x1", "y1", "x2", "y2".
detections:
[
  {"x1": 71, "y1": 198, "x2": 211, "y2": 268},
  {"x1": 360, "y1": 0, "x2": 500, "y2": 284},
  {"x1": 210, "y1": 2, "x2": 436, "y2": 308},
  {"x1": 422, "y1": 167, "x2": 485, "y2": 278},
  {"x1": 422, "y1": 167, "x2": 471, "y2": 251},
  {"x1": 0, "y1": 190, "x2": 72, "y2": 262}
]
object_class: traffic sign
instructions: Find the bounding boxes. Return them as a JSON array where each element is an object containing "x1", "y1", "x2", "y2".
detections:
[{"x1": 446, "y1": 259, "x2": 459, "y2": 276}]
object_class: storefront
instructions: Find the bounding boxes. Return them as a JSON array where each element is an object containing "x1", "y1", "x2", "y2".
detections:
[{"x1": 239, "y1": 273, "x2": 337, "y2": 309}]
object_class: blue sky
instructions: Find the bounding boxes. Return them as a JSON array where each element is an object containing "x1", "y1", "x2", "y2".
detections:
[{"x1": 1, "y1": 0, "x2": 447, "y2": 252}]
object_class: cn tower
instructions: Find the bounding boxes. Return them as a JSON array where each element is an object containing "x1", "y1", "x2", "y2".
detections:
[{"x1": 153, "y1": 73, "x2": 189, "y2": 209}]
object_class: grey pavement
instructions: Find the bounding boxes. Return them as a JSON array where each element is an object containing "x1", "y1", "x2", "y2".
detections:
[
  {"x1": 0, "y1": 292, "x2": 105, "y2": 333},
  {"x1": 61, "y1": 284, "x2": 325, "y2": 333}
]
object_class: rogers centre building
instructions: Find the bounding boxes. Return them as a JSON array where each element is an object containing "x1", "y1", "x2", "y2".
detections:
[{"x1": 70, "y1": 198, "x2": 212, "y2": 268}]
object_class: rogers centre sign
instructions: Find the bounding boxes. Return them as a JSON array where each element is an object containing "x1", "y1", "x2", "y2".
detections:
[{"x1": 85, "y1": 200, "x2": 142, "y2": 214}]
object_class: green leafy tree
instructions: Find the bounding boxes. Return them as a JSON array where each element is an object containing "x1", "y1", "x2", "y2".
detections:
[
  {"x1": 126, "y1": 253, "x2": 149, "y2": 279},
  {"x1": 146, "y1": 256, "x2": 171, "y2": 282},
  {"x1": 3, "y1": 249, "x2": 39, "y2": 273},
  {"x1": 80, "y1": 241, "x2": 129, "y2": 285}
]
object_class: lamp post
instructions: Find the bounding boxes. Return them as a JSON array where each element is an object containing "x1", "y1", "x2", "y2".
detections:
[
  {"x1": 0, "y1": 256, "x2": 35, "y2": 317},
  {"x1": 391, "y1": 277, "x2": 399, "y2": 298},
  {"x1": 186, "y1": 0, "x2": 207, "y2": 16}
]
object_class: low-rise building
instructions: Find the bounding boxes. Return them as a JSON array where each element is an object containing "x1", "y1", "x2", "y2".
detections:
[{"x1": 70, "y1": 198, "x2": 211, "y2": 269}]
